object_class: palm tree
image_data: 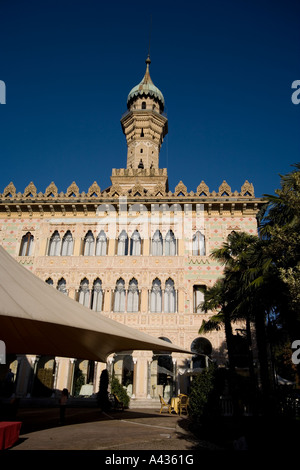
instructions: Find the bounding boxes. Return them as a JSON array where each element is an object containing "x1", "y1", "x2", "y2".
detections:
[{"x1": 200, "y1": 231, "x2": 277, "y2": 414}]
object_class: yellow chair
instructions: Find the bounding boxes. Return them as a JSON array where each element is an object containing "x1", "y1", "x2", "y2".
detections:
[
  {"x1": 159, "y1": 395, "x2": 172, "y2": 414},
  {"x1": 113, "y1": 394, "x2": 124, "y2": 411},
  {"x1": 179, "y1": 395, "x2": 189, "y2": 415}
]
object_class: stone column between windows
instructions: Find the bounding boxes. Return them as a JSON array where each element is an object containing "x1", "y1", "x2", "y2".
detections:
[
  {"x1": 26, "y1": 355, "x2": 40, "y2": 397},
  {"x1": 131, "y1": 357, "x2": 138, "y2": 399},
  {"x1": 67, "y1": 358, "x2": 76, "y2": 395}
]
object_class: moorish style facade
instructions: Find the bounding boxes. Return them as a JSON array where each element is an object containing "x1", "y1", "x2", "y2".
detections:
[{"x1": 0, "y1": 56, "x2": 264, "y2": 406}]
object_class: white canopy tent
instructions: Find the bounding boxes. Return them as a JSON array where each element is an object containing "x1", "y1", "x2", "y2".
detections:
[{"x1": 0, "y1": 246, "x2": 191, "y2": 362}]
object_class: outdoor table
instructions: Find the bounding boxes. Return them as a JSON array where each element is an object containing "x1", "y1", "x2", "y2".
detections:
[{"x1": 0, "y1": 421, "x2": 22, "y2": 450}]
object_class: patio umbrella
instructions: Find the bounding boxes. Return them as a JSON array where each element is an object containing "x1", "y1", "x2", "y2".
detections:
[{"x1": 0, "y1": 245, "x2": 191, "y2": 362}]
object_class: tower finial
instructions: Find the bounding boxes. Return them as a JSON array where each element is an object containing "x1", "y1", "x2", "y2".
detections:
[{"x1": 147, "y1": 14, "x2": 152, "y2": 60}]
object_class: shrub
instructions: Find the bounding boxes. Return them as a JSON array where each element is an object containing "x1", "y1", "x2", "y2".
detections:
[
  {"x1": 111, "y1": 377, "x2": 130, "y2": 409},
  {"x1": 188, "y1": 364, "x2": 219, "y2": 420}
]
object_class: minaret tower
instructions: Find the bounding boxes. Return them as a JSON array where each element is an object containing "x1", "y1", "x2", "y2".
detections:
[{"x1": 121, "y1": 55, "x2": 168, "y2": 170}]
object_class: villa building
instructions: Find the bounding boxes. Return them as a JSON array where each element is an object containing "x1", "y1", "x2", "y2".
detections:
[{"x1": 0, "y1": 56, "x2": 263, "y2": 406}]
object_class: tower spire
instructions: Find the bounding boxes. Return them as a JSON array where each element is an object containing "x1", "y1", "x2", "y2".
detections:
[{"x1": 148, "y1": 14, "x2": 152, "y2": 61}]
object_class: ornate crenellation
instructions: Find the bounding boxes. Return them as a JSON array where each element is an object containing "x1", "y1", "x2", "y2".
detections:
[{"x1": 0, "y1": 179, "x2": 256, "y2": 201}]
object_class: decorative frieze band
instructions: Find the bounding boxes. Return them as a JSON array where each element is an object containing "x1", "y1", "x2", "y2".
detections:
[{"x1": 1, "y1": 179, "x2": 255, "y2": 200}]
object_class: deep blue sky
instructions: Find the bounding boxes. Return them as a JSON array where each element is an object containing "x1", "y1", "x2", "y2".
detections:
[{"x1": 0, "y1": 0, "x2": 299, "y2": 198}]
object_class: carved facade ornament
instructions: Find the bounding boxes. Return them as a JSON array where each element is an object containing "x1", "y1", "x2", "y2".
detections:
[
  {"x1": 3, "y1": 182, "x2": 16, "y2": 198},
  {"x1": 87, "y1": 181, "x2": 101, "y2": 197},
  {"x1": 241, "y1": 180, "x2": 254, "y2": 197},
  {"x1": 197, "y1": 181, "x2": 209, "y2": 196},
  {"x1": 152, "y1": 183, "x2": 166, "y2": 197},
  {"x1": 110, "y1": 184, "x2": 123, "y2": 197},
  {"x1": 24, "y1": 182, "x2": 37, "y2": 198},
  {"x1": 130, "y1": 183, "x2": 144, "y2": 197},
  {"x1": 218, "y1": 180, "x2": 232, "y2": 196},
  {"x1": 174, "y1": 181, "x2": 187, "y2": 196},
  {"x1": 45, "y1": 182, "x2": 58, "y2": 198},
  {"x1": 66, "y1": 181, "x2": 79, "y2": 197}
]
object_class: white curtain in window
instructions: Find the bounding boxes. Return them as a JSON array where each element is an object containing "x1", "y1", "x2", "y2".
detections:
[
  {"x1": 20, "y1": 233, "x2": 34, "y2": 256},
  {"x1": 114, "y1": 279, "x2": 126, "y2": 312},
  {"x1": 130, "y1": 230, "x2": 141, "y2": 256},
  {"x1": 127, "y1": 279, "x2": 139, "y2": 312},
  {"x1": 152, "y1": 230, "x2": 163, "y2": 256},
  {"x1": 192, "y1": 231, "x2": 205, "y2": 256},
  {"x1": 79, "y1": 279, "x2": 90, "y2": 307},
  {"x1": 117, "y1": 230, "x2": 128, "y2": 255},
  {"x1": 61, "y1": 231, "x2": 73, "y2": 256},
  {"x1": 165, "y1": 230, "x2": 176, "y2": 256},
  {"x1": 91, "y1": 279, "x2": 103, "y2": 312},
  {"x1": 193, "y1": 286, "x2": 204, "y2": 312},
  {"x1": 96, "y1": 230, "x2": 107, "y2": 256},
  {"x1": 48, "y1": 231, "x2": 61, "y2": 256},
  {"x1": 164, "y1": 279, "x2": 176, "y2": 313},
  {"x1": 150, "y1": 278, "x2": 162, "y2": 312},
  {"x1": 57, "y1": 278, "x2": 67, "y2": 295},
  {"x1": 84, "y1": 231, "x2": 95, "y2": 256}
]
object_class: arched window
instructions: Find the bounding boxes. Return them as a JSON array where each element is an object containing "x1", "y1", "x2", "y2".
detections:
[
  {"x1": 193, "y1": 285, "x2": 206, "y2": 313},
  {"x1": 130, "y1": 230, "x2": 141, "y2": 256},
  {"x1": 191, "y1": 337, "x2": 212, "y2": 369},
  {"x1": 19, "y1": 232, "x2": 34, "y2": 256},
  {"x1": 165, "y1": 230, "x2": 176, "y2": 256},
  {"x1": 91, "y1": 278, "x2": 103, "y2": 312},
  {"x1": 57, "y1": 278, "x2": 67, "y2": 295},
  {"x1": 127, "y1": 278, "x2": 139, "y2": 312},
  {"x1": 83, "y1": 231, "x2": 95, "y2": 256},
  {"x1": 114, "y1": 278, "x2": 126, "y2": 312},
  {"x1": 150, "y1": 278, "x2": 162, "y2": 313},
  {"x1": 192, "y1": 231, "x2": 206, "y2": 256},
  {"x1": 117, "y1": 230, "x2": 128, "y2": 256},
  {"x1": 164, "y1": 278, "x2": 176, "y2": 313},
  {"x1": 61, "y1": 230, "x2": 73, "y2": 256},
  {"x1": 79, "y1": 278, "x2": 90, "y2": 307},
  {"x1": 152, "y1": 230, "x2": 163, "y2": 256},
  {"x1": 45, "y1": 278, "x2": 53, "y2": 286},
  {"x1": 96, "y1": 230, "x2": 107, "y2": 256},
  {"x1": 142, "y1": 101, "x2": 146, "y2": 109},
  {"x1": 48, "y1": 231, "x2": 61, "y2": 256}
]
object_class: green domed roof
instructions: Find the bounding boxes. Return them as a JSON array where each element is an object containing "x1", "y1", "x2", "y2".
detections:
[{"x1": 127, "y1": 56, "x2": 165, "y2": 110}]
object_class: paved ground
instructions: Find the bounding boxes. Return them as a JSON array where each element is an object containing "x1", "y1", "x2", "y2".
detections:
[{"x1": 6, "y1": 406, "x2": 223, "y2": 452}]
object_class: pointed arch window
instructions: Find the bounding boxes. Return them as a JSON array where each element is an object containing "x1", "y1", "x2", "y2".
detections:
[
  {"x1": 48, "y1": 231, "x2": 61, "y2": 256},
  {"x1": 19, "y1": 232, "x2": 34, "y2": 256},
  {"x1": 193, "y1": 285, "x2": 206, "y2": 313},
  {"x1": 127, "y1": 278, "x2": 139, "y2": 312},
  {"x1": 84, "y1": 230, "x2": 95, "y2": 256},
  {"x1": 152, "y1": 230, "x2": 163, "y2": 256},
  {"x1": 45, "y1": 278, "x2": 53, "y2": 286},
  {"x1": 165, "y1": 230, "x2": 176, "y2": 256},
  {"x1": 117, "y1": 230, "x2": 128, "y2": 256},
  {"x1": 192, "y1": 231, "x2": 206, "y2": 256},
  {"x1": 57, "y1": 278, "x2": 67, "y2": 295},
  {"x1": 61, "y1": 230, "x2": 73, "y2": 256},
  {"x1": 114, "y1": 278, "x2": 126, "y2": 312},
  {"x1": 164, "y1": 278, "x2": 176, "y2": 313},
  {"x1": 150, "y1": 278, "x2": 162, "y2": 313},
  {"x1": 91, "y1": 278, "x2": 104, "y2": 312},
  {"x1": 79, "y1": 278, "x2": 90, "y2": 307},
  {"x1": 130, "y1": 230, "x2": 141, "y2": 255},
  {"x1": 96, "y1": 230, "x2": 107, "y2": 256}
]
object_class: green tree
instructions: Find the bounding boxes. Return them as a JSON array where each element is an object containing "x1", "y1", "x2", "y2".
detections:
[
  {"x1": 110, "y1": 377, "x2": 130, "y2": 409},
  {"x1": 188, "y1": 364, "x2": 219, "y2": 420}
]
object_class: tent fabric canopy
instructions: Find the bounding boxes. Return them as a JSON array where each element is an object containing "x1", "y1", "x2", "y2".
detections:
[{"x1": 0, "y1": 246, "x2": 191, "y2": 362}]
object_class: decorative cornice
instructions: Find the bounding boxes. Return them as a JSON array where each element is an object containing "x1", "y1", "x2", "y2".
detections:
[{"x1": 0, "y1": 179, "x2": 257, "y2": 201}]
